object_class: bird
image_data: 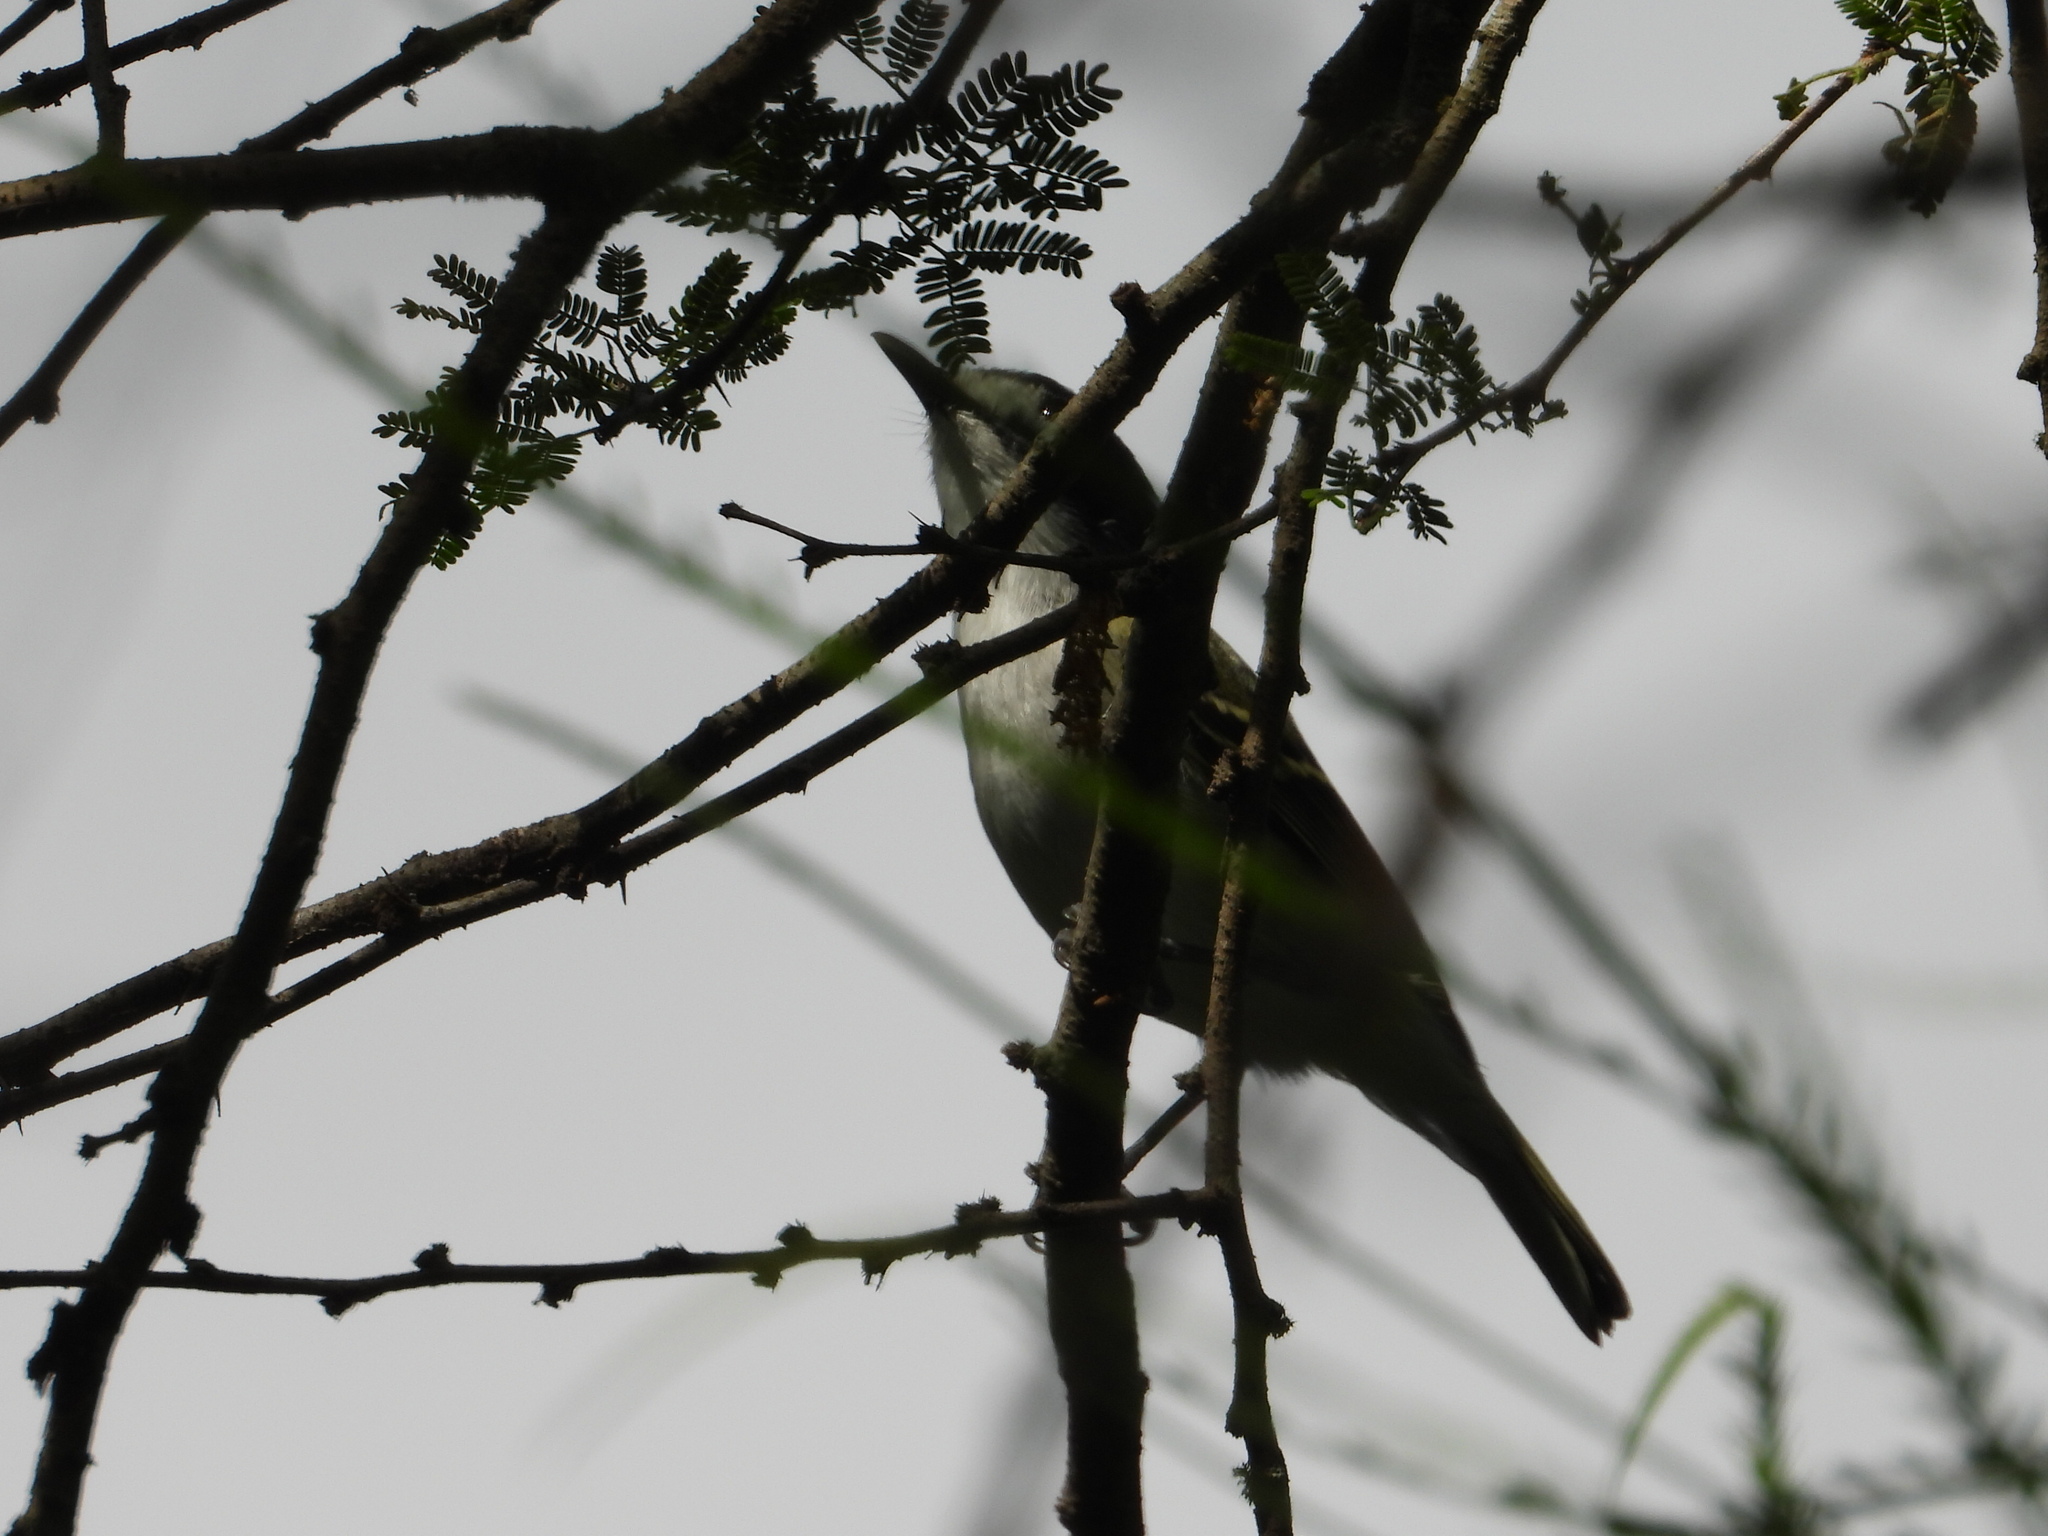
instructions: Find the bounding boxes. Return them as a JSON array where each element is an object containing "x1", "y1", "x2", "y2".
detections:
[{"x1": 876, "y1": 331, "x2": 1630, "y2": 1342}]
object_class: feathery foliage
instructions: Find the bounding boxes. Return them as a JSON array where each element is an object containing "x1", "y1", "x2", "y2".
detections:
[
  {"x1": 653, "y1": 23, "x2": 1125, "y2": 368},
  {"x1": 382, "y1": 245, "x2": 764, "y2": 566},
  {"x1": 1229, "y1": 253, "x2": 1526, "y2": 541},
  {"x1": 382, "y1": 2, "x2": 1126, "y2": 564},
  {"x1": 1774, "y1": 0, "x2": 1999, "y2": 214}
]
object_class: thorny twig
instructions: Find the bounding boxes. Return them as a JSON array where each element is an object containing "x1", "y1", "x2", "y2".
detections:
[
  {"x1": 1196, "y1": 395, "x2": 1341, "y2": 1534},
  {"x1": 0, "y1": 1189, "x2": 1213, "y2": 1314},
  {"x1": 719, "y1": 495, "x2": 1285, "y2": 579},
  {"x1": 1370, "y1": 51, "x2": 1884, "y2": 491}
]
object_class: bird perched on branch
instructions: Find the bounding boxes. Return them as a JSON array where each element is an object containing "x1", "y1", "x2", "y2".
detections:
[{"x1": 877, "y1": 332, "x2": 1629, "y2": 1342}]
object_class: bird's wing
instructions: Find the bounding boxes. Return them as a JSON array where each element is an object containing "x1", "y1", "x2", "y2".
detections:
[{"x1": 1186, "y1": 629, "x2": 1442, "y2": 978}]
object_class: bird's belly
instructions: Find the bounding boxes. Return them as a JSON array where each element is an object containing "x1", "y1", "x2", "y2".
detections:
[{"x1": 957, "y1": 645, "x2": 1099, "y2": 935}]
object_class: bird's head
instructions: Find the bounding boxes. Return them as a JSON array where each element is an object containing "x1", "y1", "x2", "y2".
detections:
[{"x1": 874, "y1": 332, "x2": 1157, "y2": 551}]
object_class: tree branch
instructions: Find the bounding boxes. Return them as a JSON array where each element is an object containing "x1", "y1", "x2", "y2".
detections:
[
  {"x1": 1196, "y1": 398, "x2": 1335, "y2": 1534},
  {"x1": 1197, "y1": 322, "x2": 1369, "y2": 1527},
  {"x1": 10, "y1": 209, "x2": 612, "y2": 1536},
  {"x1": 0, "y1": 127, "x2": 595, "y2": 238},
  {"x1": 0, "y1": 0, "x2": 863, "y2": 240},
  {"x1": 1335, "y1": 0, "x2": 1549, "y2": 314}
]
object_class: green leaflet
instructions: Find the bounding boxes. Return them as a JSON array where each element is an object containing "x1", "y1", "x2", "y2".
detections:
[
  {"x1": 1817, "y1": 0, "x2": 1998, "y2": 214},
  {"x1": 1227, "y1": 252, "x2": 1518, "y2": 542}
]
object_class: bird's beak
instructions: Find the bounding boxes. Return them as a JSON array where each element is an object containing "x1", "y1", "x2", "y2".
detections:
[{"x1": 874, "y1": 332, "x2": 979, "y2": 422}]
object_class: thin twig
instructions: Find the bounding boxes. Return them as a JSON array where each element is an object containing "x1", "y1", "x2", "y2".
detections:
[
  {"x1": 0, "y1": 1189, "x2": 1210, "y2": 1313},
  {"x1": 0, "y1": 0, "x2": 289, "y2": 115},
  {"x1": 457, "y1": 686, "x2": 1053, "y2": 1038},
  {"x1": 1375, "y1": 51, "x2": 1883, "y2": 483},
  {"x1": 719, "y1": 495, "x2": 1285, "y2": 580},
  {"x1": 1121, "y1": 1078, "x2": 1205, "y2": 1176},
  {"x1": 0, "y1": 214, "x2": 189, "y2": 444},
  {"x1": 0, "y1": 0, "x2": 71, "y2": 61},
  {"x1": 1197, "y1": 398, "x2": 1335, "y2": 1535},
  {"x1": 236, "y1": 0, "x2": 560, "y2": 153},
  {"x1": 0, "y1": 1041, "x2": 180, "y2": 1134},
  {"x1": 0, "y1": 0, "x2": 567, "y2": 449},
  {"x1": 77, "y1": 0, "x2": 124, "y2": 159}
]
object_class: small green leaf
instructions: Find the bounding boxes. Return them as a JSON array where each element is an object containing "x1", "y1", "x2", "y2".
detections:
[
  {"x1": 1884, "y1": 68, "x2": 1979, "y2": 215},
  {"x1": 1834, "y1": 0, "x2": 1911, "y2": 40},
  {"x1": 1612, "y1": 1283, "x2": 1781, "y2": 1493}
]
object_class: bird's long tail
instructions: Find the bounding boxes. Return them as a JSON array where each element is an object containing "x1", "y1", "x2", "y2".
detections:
[{"x1": 1457, "y1": 1116, "x2": 1631, "y2": 1342}]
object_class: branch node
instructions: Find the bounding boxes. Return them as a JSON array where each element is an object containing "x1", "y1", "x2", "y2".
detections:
[
  {"x1": 950, "y1": 1194, "x2": 1003, "y2": 1241},
  {"x1": 1109, "y1": 280, "x2": 1154, "y2": 334},
  {"x1": 912, "y1": 636, "x2": 961, "y2": 677},
  {"x1": 307, "y1": 607, "x2": 339, "y2": 657},
  {"x1": 26, "y1": 1298, "x2": 78, "y2": 1391},
  {"x1": 166, "y1": 1196, "x2": 202, "y2": 1259},
  {"x1": 1206, "y1": 747, "x2": 1242, "y2": 802},
  {"x1": 412, "y1": 1242, "x2": 453, "y2": 1274},
  {"x1": 78, "y1": 1107, "x2": 155, "y2": 1160}
]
